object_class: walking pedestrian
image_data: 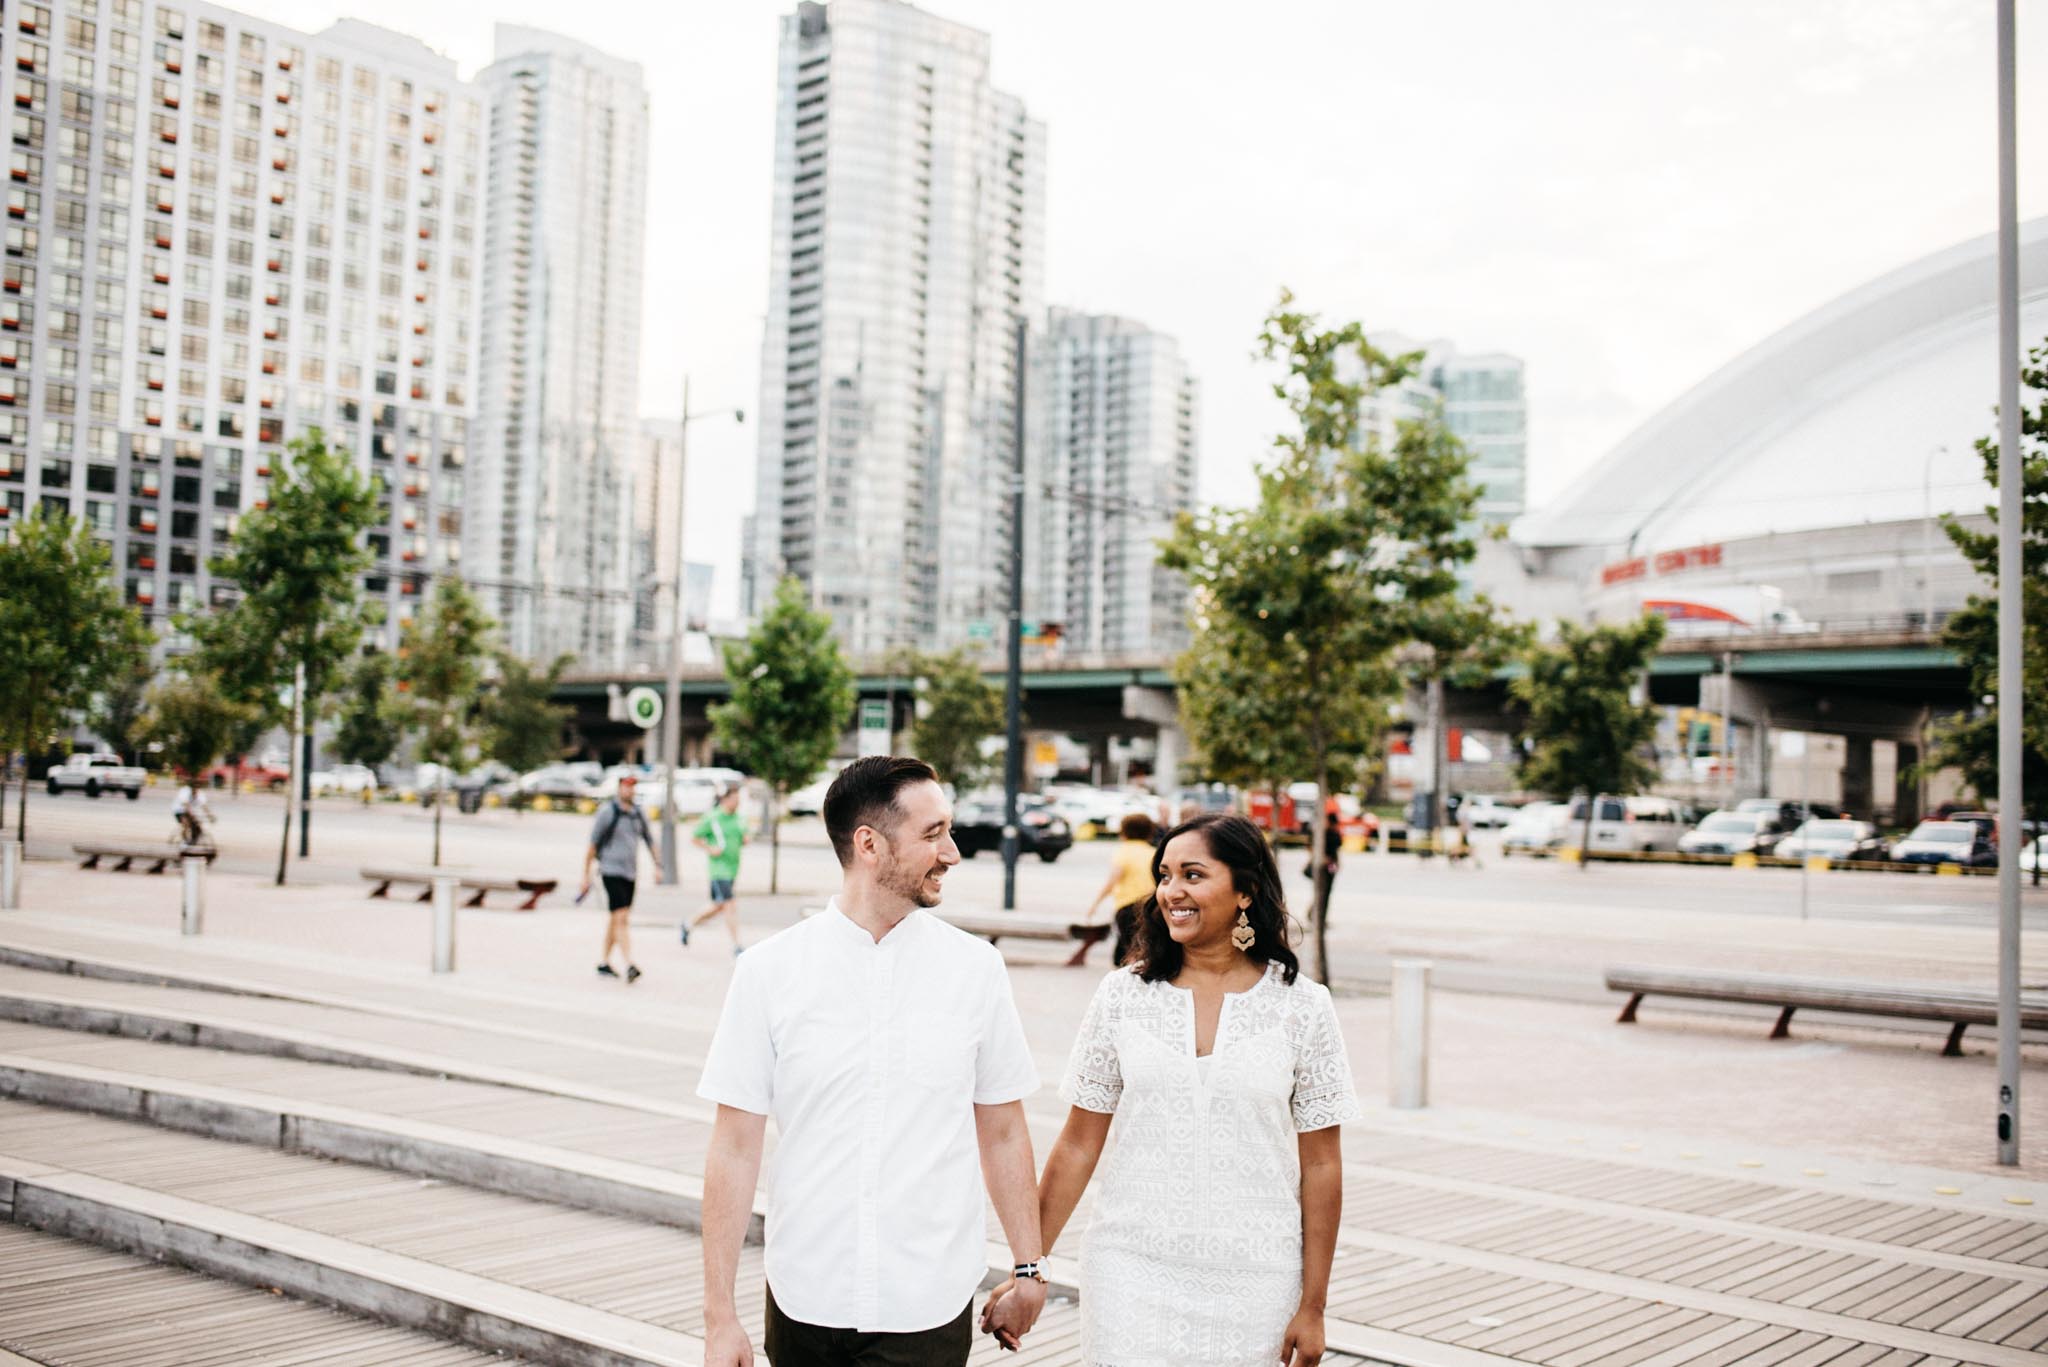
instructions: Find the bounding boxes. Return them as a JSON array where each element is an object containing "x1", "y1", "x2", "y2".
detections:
[
  {"x1": 696, "y1": 755, "x2": 1048, "y2": 1366},
  {"x1": 1085, "y1": 812, "x2": 1157, "y2": 966},
  {"x1": 685, "y1": 784, "x2": 747, "y2": 955},
  {"x1": 578, "y1": 773, "x2": 657, "y2": 984},
  {"x1": 988, "y1": 812, "x2": 1359, "y2": 1366}
]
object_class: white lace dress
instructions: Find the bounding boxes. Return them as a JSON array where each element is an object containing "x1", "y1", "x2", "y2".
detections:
[{"x1": 1059, "y1": 962, "x2": 1361, "y2": 1367}]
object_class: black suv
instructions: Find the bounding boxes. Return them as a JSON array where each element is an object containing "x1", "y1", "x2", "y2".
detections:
[{"x1": 952, "y1": 797, "x2": 1073, "y2": 863}]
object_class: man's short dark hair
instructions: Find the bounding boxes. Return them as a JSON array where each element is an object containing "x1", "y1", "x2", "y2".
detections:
[{"x1": 823, "y1": 756, "x2": 940, "y2": 867}]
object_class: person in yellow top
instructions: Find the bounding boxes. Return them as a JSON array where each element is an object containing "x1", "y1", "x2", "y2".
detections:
[{"x1": 1086, "y1": 813, "x2": 1159, "y2": 966}]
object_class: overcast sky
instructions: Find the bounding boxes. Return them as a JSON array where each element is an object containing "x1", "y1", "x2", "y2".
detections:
[{"x1": 261, "y1": 0, "x2": 2046, "y2": 615}]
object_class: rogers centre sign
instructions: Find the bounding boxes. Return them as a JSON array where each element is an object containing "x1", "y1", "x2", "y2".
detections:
[{"x1": 1600, "y1": 542, "x2": 1723, "y2": 586}]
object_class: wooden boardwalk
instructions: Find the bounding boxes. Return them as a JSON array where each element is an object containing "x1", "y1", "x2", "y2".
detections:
[
  {"x1": 0, "y1": 920, "x2": 2044, "y2": 1365},
  {"x1": 0, "y1": 1223, "x2": 519, "y2": 1365}
]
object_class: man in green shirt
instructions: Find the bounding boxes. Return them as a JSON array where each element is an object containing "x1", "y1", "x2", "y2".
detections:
[{"x1": 686, "y1": 784, "x2": 748, "y2": 955}]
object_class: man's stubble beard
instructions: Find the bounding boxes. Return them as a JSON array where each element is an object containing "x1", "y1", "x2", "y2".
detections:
[{"x1": 877, "y1": 837, "x2": 943, "y2": 909}]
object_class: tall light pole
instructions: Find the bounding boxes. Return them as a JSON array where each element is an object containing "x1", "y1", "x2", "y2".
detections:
[
  {"x1": 1992, "y1": 0, "x2": 2022, "y2": 1168},
  {"x1": 658, "y1": 378, "x2": 744, "y2": 886},
  {"x1": 1001, "y1": 317, "x2": 1028, "y2": 911}
]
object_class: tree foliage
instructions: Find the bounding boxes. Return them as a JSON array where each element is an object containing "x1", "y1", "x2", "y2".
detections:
[
  {"x1": 332, "y1": 651, "x2": 406, "y2": 771},
  {"x1": 1159, "y1": 293, "x2": 1488, "y2": 980},
  {"x1": 399, "y1": 578, "x2": 495, "y2": 864},
  {"x1": 186, "y1": 430, "x2": 378, "y2": 882},
  {"x1": 89, "y1": 645, "x2": 158, "y2": 766},
  {"x1": 903, "y1": 649, "x2": 1004, "y2": 792},
  {"x1": 1930, "y1": 333, "x2": 2048, "y2": 878},
  {"x1": 480, "y1": 653, "x2": 573, "y2": 776},
  {"x1": 141, "y1": 673, "x2": 259, "y2": 781},
  {"x1": 711, "y1": 578, "x2": 856, "y2": 892},
  {"x1": 1510, "y1": 615, "x2": 1668, "y2": 862},
  {"x1": 0, "y1": 508, "x2": 150, "y2": 843}
]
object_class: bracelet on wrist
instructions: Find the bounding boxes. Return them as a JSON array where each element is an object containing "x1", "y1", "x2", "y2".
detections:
[{"x1": 1012, "y1": 1259, "x2": 1048, "y2": 1284}]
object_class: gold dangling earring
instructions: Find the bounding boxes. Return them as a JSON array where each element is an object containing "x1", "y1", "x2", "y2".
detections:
[{"x1": 1231, "y1": 906, "x2": 1256, "y2": 952}]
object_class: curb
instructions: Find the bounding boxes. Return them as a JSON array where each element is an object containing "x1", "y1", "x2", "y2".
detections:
[{"x1": 0, "y1": 1155, "x2": 706, "y2": 1367}]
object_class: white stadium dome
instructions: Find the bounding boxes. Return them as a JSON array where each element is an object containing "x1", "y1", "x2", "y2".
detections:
[{"x1": 1514, "y1": 218, "x2": 2048, "y2": 554}]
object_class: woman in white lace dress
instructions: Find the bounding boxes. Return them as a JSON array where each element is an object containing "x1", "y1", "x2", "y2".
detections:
[{"x1": 985, "y1": 812, "x2": 1359, "y2": 1366}]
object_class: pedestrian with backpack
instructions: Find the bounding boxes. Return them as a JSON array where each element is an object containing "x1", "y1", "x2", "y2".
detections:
[{"x1": 579, "y1": 773, "x2": 658, "y2": 983}]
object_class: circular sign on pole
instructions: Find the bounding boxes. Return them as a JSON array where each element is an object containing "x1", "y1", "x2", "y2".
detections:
[{"x1": 625, "y1": 686, "x2": 664, "y2": 730}]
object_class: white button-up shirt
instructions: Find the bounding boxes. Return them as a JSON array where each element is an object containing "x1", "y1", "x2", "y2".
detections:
[{"x1": 697, "y1": 899, "x2": 1038, "y2": 1332}]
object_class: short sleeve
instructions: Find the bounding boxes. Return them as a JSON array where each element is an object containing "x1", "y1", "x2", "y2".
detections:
[
  {"x1": 1058, "y1": 972, "x2": 1125, "y2": 1114},
  {"x1": 972, "y1": 951, "x2": 1039, "y2": 1105},
  {"x1": 696, "y1": 953, "x2": 776, "y2": 1114},
  {"x1": 1290, "y1": 983, "x2": 1361, "y2": 1132}
]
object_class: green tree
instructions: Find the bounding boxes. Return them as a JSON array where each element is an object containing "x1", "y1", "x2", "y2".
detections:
[
  {"x1": 187, "y1": 430, "x2": 377, "y2": 884},
  {"x1": 1929, "y1": 334, "x2": 2048, "y2": 881},
  {"x1": 89, "y1": 645, "x2": 158, "y2": 766},
  {"x1": 399, "y1": 578, "x2": 495, "y2": 865},
  {"x1": 140, "y1": 672, "x2": 259, "y2": 782},
  {"x1": 332, "y1": 651, "x2": 407, "y2": 773},
  {"x1": 1510, "y1": 614, "x2": 1668, "y2": 866},
  {"x1": 1160, "y1": 294, "x2": 1485, "y2": 981},
  {"x1": 479, "y1": 652, "x2": 573, "y2": 777},
  {"x1": 0, "y1": 508, "x2": 150, "y2": 844},
  {"x1": 711, "y1": 578, "x2": 856, "y2": 892},
  {"x1": 904, "y1": 649, "x2": 1004, "y2": 792}
]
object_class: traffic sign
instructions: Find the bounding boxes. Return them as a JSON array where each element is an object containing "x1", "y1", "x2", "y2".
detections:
[{"x1": 625, "y1": 686, "x2": 663, "y2": 730}]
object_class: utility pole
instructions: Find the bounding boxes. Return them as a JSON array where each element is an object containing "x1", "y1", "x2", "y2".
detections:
[
  {"x1": 1992, "y1": 0, "x2": 2021, "y2": 1167},
  {"x1": 659, "y1": 381, "x2": 744, "y2": 886},
  {"x1": 1001, "y1": 317, "x2": 1027, "y2": 911}
]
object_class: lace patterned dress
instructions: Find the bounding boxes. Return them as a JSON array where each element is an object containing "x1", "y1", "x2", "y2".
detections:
[{"x1": 1059, "y1": 962, "x2": 1361, "y2": 1367}]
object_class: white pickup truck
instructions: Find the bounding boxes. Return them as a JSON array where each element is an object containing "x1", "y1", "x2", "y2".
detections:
[{"x1": 45, "y1": 752, "x2": 146, "y2": 799}]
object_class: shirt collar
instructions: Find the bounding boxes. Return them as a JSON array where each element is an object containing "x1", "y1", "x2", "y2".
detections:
[{"x1": 823, "y1": 895, "x2": 923, "y2": 948}]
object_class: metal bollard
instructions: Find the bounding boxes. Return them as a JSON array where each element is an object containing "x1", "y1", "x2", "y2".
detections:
[
  {"x1": 1390, "y1": 958, "x2": 1431, "y2": 1110},
  {"x1": 1, "y1": 839, "x2": 19, "y2": 910},
  {"x1": 431, "y1": 874, "x2": 457, "y2": 974},
  {"x1": 180, "y1": 854, "x2": 205, "y2": 936}
]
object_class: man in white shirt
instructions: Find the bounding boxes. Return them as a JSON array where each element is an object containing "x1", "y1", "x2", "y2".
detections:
[{"x1": 697, "y1": 755, "x2": 1047, "y2": 1365}]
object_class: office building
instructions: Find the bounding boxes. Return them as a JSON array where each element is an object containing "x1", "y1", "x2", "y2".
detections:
[
  {"x1": 471, "y1": 26, "x2": 647, "y2": 669},
  {"x1": 1365, "y1": 332, "x2": 1527, "y2": 527},
  {"x1": 747, "y1": 0, "x2": 1045, "y2": 656},
  {"x1": 0, "y1": 3, "x2": 483, "y2": 645},
  {"x1": 1028, "y1": 308, "x2": 1197, "y2": 656}
]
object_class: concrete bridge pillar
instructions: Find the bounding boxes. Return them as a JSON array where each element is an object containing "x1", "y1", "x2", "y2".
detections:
[
  {"x1": 1121, "y1": 686, "x2": 1183, "y2": 798},
  {"x1": 1842, "y1": 736, "x2": 1874, "y2": 816},
  {"x1": 1894, "y1": 740, "x2": 1923, "y2": 826}
]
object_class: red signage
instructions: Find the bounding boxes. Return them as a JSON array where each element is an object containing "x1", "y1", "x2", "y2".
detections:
[{"x1": 1600, "y1": 542, "x2": 1720, "y2": 586}]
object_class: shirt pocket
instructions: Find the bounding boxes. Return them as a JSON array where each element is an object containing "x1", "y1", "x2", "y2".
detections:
[{"x1": 902, "y1": 1013, "x2": 977, "y2": 1096}]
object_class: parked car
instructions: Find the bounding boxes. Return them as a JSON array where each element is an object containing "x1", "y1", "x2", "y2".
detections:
[
  {"x1": 1678, "y1": 809, "x2": 1782, "y2": 857},
  {"x1": 1774, "y1": 818, "x2": 1887, "y2": 862},
  {"x1": 786, "y1": 773, "x2": 833, "y2": 817},
  {"x1": 1735, "y1": 797, "x2": 1849, "y2": 831},
  {"x1": 1043, "y1": 784, "x2": 1155, "y2": 832},
  {"x1": 309, "y1": 763, "x2": 378, "y2": 797},
  {"x1": 1459, "y1": 794, "x2": 1518, "y2": 830},
  {"x1": 1561, "y1": 794, "x2": 1686, "y2": 854},
  {"x1": 45, "y1": 752, "x2": 146, "y2": 799},
  {"x1": 201, "y1": 756, "x2": 290, "y2": 791},
  {"x1": 951, "y1": 795, "x2": 1072, "y2": 862},
  {"x1": 517, "y1": 763, "x2": 601, "y2": 801},
  {"x1": 1499, "y1": 801, "x2": 1571, "y2": 856},
  {"x1": 1890, "y1": 819, "x2": 1997, "y2": 868}
]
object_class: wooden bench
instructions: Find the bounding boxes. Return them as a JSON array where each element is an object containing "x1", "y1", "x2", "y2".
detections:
[
  {"x1": 360, "y1": 867, "x2": 558, "y2": 911},
  {"x1": 75, "y1": 843, "x2": 218, "y2": 874},
  {"x1": 800, "y1": 905, "x2": 1113, "y2": 966},
  {"x1": 1607, "y1": 965, "x2": 2048, "y2": 1056}
]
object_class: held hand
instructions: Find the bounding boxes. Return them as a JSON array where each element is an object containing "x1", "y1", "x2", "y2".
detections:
[
  {"x1": 703, "y1": 1316, "x2": 754, "y2": 1367},
  {"x1": 984, "y1": 1277, "x2": 1045, "y2": 1351},
  {"x1": 1279, "y1": 1304, "x2": 1325, "y2": 1367},
  {"x1": 978, "y1": 1277, "x2": 1014, "y2": 1344}
]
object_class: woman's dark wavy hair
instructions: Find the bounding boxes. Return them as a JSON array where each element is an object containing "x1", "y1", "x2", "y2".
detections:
[{"x1": 1135, "y1": 812, "x2": 1300, "y2": 985}]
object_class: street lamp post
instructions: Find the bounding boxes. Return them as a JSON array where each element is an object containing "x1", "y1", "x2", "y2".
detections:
[
  {"x1": 1992, "y1": 0, "x2": 2022, "y2": 1167},
  {"x1": 658, "y1": 378, "x2": 744, "y2": 886}
]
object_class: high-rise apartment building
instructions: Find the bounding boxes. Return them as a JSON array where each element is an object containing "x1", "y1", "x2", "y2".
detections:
[
  {"x1": 0, "y1": 3, "x2": 483, "y2": 645},
  {"x1": 748, "y1": 0, "x2": 1045, "y2": 657},
  {"x1": 471, "y1": 27, "x2": 647, "y2": 670},
  {"x1": 1028, "y1": 309, "x2": 1197, "y2": 657},
  {"x1": 1366, "y1": 333, "x2": 1528, "y2": 527}
]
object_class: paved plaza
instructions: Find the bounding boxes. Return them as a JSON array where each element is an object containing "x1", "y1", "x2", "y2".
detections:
[{"x1": 0, "y1": 792, "x2": 2045, "y2": 1363}]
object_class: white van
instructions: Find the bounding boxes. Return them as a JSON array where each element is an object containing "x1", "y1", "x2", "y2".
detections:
[{"x1": 1561, "y1": 794, "x2": 1685, "y2": 854}]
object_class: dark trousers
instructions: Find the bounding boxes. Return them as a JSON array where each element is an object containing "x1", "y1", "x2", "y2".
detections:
[{"x1": 764, "y1": 1286, "x2": 972, "y2": 1367}]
